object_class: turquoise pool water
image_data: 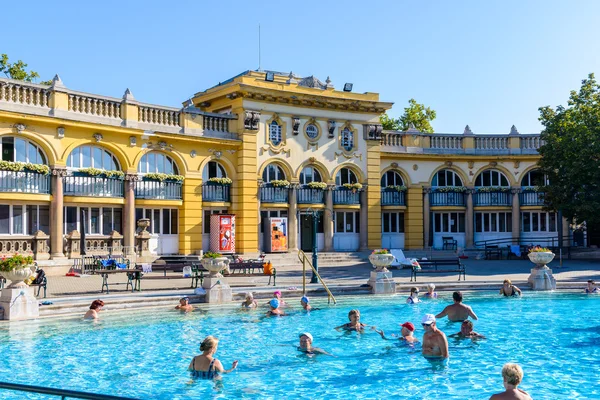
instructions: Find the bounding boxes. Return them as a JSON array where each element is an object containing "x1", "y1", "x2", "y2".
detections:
[{"x1": 1, "y1": 292, "x2": 599, "y2": 399}]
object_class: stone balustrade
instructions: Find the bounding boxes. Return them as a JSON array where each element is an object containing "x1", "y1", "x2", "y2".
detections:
[
  {"x1": 474, "y1": 136, "x2": 509, "y2": 150},
  {"x1": 0, "y1": 231, "x2": 49, "y2": 260},
  {"x1": 430, "y1": 135, "x2": 463, "y2": 150},
  {"x1": 68, "y1": 92, "x2": 121, "y2": 119},
  {"x1": 0, "y1": 80, "x2": 50, "y2": 108},
  {"x1": 138, "y1": 104, "x2": 181, "y2": 127}
]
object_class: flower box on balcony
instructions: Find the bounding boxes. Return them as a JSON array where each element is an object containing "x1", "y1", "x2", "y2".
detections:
[
  {"x1": 143, "y1": 172, "x2": 184, "y2": 183},
  {"x1": 0, "y1": 160, "x2": 50, "y2": 175},
  {"x1": 207, "y1": 177, "x2": 232, "y2": 186},
  {"x1": 75, "y1": 168, "x2": 125, "y2": 180}
]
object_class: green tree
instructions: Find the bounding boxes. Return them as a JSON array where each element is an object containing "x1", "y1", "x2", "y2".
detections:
[
  {"x1": 379, "y1": 98, "x2": 436, "y2": 133},
  {"x1": 0, "y1": 54, "x2": 52, "y2": 84},
  {"x1": 537, "y1": 73, "x2": 600, "y2": 225}
]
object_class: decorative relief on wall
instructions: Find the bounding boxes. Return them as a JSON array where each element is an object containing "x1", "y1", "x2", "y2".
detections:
[
  {"x1": 13, "y1": 123, "x2": 26, "y2": 133},
  {"x1": 327, "y1": 120, "x2": 336, "y2": 138},
  {"x1": 259, "y1": 146, "x2": 291, "y2": 157},
  {"x1": 363, "y1": 124, "x2": 383, "y2": 140},
  {"x1": 244, "y1": 111, "x2": 260, "y2": 130},
  {"x1": 412, "y1": 164, "x2": 418, "y2": 171},
  {"x1": 146, "y1": 141, "x2": 173, "y2": 151},
  {"x1": 445, "y1": 161, "x2": 453, "y2": 167},
  {"x1": 488, "y1": 161, "x2": 497, "y2": 167},
  {"x1": 334, "y1": 151, "x2": 362, "y2": 161},
  {"x1": 391, "y1": 162, "x2": 399, "y2": 168},
  {"x1": 513, "y1": 160, "x2": 520, "y2": 169},
  {"x1": 93, "y1": 133, "x2": 103, "y2": 142},
  {"x1": 292, "y1": 117, "x2": 300, "y2": 135},
  {"x1": 468, "y1": 161, "x2": 474, "y2": 169}
]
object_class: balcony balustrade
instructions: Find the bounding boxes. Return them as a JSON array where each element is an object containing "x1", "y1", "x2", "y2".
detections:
[
  {"x1": 135, "y1": 179, "x2": 182, "y2": 200},
  {"x1": 202, "y1": 183, "x2": 230, "y2": 202},
  {"x1": 297, "y1": 188, "x2": 325, "y2": 204},
  {"x1": 519, "y1": 191, "x2": 545, "y2": 206},
  {"x1": 0, "y1": 170, "x2": 50, "y2": 194},
  {"x1": 260, "y1": 185, "x2": 289, "y2": 203},
  {"x1": 381, "y1": 189, "x2": 406, "y2": 206},
  {"x1": 332, "y1": 188, "x2": 361, "y2": 205},
  {"x1": 429, "y1": 191, "x2": 466, "y2": 206},
  {"x1": 473, "y1": 191, "x2": 512, "y2": 206},
  {"x1": 63, "y1": 174, "x2": 124, "y2": 197}
]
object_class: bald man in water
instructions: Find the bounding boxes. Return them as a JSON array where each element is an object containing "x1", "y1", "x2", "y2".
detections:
[{"x1": 435, "y1": 291, "x2": 478, "y2": 322}]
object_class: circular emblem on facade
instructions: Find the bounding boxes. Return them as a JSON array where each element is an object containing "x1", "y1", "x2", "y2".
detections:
[
  {"x1": 412, "y1": 164, "x2": 418, "y2": 171},
  {"x1": 306, "y1": 124, "x2": 318, "y2": 139}
]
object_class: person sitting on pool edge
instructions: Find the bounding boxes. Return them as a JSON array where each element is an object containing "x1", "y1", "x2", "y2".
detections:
[
  {"x1": 499, "y1": 279, "x2": 522, "y2": 297},
  {"x1": 421, "y1": 314, "x2": 449, "y2": 359},
  {"x1": 377, "y1": 322, "x2": 419, "y2": 343},
  {"x1": 241, "y1": 292, "x2": 258, "y2": 308},
  {"x1": 335, "y1": 309, "x2": 374, "y2": 332},
  {"x1": 489, "y1": 363, "x2": 532, "y2": 400},
  {"x1": 301, "y1": 295, "x2": 312, "y2": 311},
  {"x1": 585, "y1": 280, "x2": 599, "y2": 294},
  {"x1": 84, "y1": 299, "x2": 104, "y2": 320},
  {"x1": 298, "y1": 332, "x2": 331, "y2": 356},
  {"x1": 436, "y1": 291, "x2": 478, "y2": 322},
  {"x1": 424, "y1": 283, "x2": 438, "y2": 299},
  {"x1": 273, "y1": 290, "x2": 288, "y2": 307},
  {"x1": 189, "y1": 336, "x2": 238, "y2": 380},
  {"x1": 175, "y1": 297, "x2": 193, "y2": 312},
  {"x1": 449, "y1": 320, "x2": 486, "y2": 339},
  {"x1": 406, "y1": 287, "x2": 420, "y2": 304},
  {"x1": 266, "y1": 298, "x2": 286, "y2": 317}
]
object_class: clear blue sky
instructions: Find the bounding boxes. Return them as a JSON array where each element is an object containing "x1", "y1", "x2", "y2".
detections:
[{"x1": 3, "y1": 0, "x2": 600, "y2": 133}]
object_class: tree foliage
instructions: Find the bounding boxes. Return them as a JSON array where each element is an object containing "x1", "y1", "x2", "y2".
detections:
[
  {"x1": 0, "y1": 54, "x2": 52, "y2": 84},
  {"x1": 538, "y1": 73, "x2": 600, "y2": 225},
  {"x1": 380, "y1": 98, "x2": 436, "y2": 133}
]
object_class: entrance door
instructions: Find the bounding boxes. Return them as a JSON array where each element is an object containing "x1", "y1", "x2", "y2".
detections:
[
  {"x1": 136, "y1": 208, "x2": 179, "y2": 255},
  {"x1": 300, "y1": 214, "x2": 314, "y2": 252}
]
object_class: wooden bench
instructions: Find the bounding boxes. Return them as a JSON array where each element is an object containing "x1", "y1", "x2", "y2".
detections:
[
  {"x1": 485, "y1": 245, "x2": 503, "y2": 260},
  {"x1": 411, "y1": 258, "x2": 466, "y2": 282},
  {"x1": 0, "y1": 274, "x2": 47, "y2": 298},
  {"x1": 139, "y1": 263, "x2": 202, "y2": 290},
  {"x1": 224, "y1": 261, "x2": 276, "y2": 286},
  {"x1": 442, "y1": 236, "x2": 458, "y2": 250}
]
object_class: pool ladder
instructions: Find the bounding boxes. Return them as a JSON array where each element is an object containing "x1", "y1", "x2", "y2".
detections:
[{"x1": 297, "y1": 250, "x2": 337, "y2": 304}]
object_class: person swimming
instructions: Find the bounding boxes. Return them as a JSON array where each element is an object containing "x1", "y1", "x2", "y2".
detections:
[
  {"x1": 84, "y1": 299, "x2": 104, "y2": 320},
  {"x1": 189, "y1": 336, "x2": 238, "y2": 380},
  {"x1": 335, "y1": 309, "x2": 374, "y2": 332},
  {"x1": 585, "y1": 280, "x2": 599, "y2": 294},
  {"x1": 266, "y1": 298, "x2": 286, "y2": 317},
  {"x1": 407, "y1": 287, "x2": 420, "y2": 304},
  {"x1": 301, "y1": 296, "x2": 312, "y2": 311},
  {"x1": 436, "y1": 291, "x2": 478, "y2": 322},
  {"x1": 377, "y1": 322, "x2": 419, "y2": 343},
  {"x1": 424, "y1": 283, "x2": 438, "y2": 299},
  {"x1": 449, "y1": 320, "x2": 486, "y2": 339},
  {"x1": 273, "y1": 290, "x2": 287, "y2": 307},
  {"x1": 241, "y1": 292, "x2": 258, "y2": 308},
  {"x1": 297, "y1": 332, "x2": 331, "y2": 356},
  {"x1": 175, "y1": 297, "x2": 193, "y2": 312},
  {"x1": 499, "y1": 279, "x2": 522, "y2": 297}
]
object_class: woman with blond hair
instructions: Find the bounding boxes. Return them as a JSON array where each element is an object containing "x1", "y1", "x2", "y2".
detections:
[
  {"x1": 335, "y1": 309, "x2": 375, "y2": 332},
  {"x1": 499, "y1": 279, "x2": 522, "y2": 297},
  {"x1": 189, "y1": 336, "x2": 238, "y2": 380},
  {"x1": 489, "y1": 363, "x2": 532, "y2": 399}
]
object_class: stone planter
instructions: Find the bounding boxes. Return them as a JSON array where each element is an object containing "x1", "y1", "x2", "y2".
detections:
[
  {"x1": 201, "y1": 257, "x2": 230, "y2": 277},
  {"x1": 369, "y1": 252, "x2": 395, "y2": 272},
  {"x1": 528, "y1": 251, "x2": 555, "y2": 268},
  {"x1": 2, "y1": 266, "x2": 34, "y2": 288},
  {"x1": 527, "y1": 251, "x2": 556, "y2": 290}
]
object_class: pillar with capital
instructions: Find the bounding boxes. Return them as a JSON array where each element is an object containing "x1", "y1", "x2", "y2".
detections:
[
  {"x1": 359, "y1": 188, "x2": 368, "y2": 251},
  {"x1": 423, "y1": 187, "x2": 431, "y2": 248},
  {"x1": 465, "y1": 188, "x2": 474, "y2": 248},
  {"x1": 288, "y1": 184, "x2": 298, "y2": 251},
  {"x1": 50, "y1": 167, "x2": 67, "y2": 259},
  {"x1": 324, "y1": 186, "x2": 334, "y2": 251},
  {"x1": 124, "y1": 173, "x2": 140, "y2": 256},
  {"x1": 511, "y1": 187, "x2": 521, "y2": 243}
]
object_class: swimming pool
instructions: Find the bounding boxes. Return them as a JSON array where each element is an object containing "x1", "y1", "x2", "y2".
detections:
[{"x1": 0, "y1": 292, "x2": 599, "y2": 399}]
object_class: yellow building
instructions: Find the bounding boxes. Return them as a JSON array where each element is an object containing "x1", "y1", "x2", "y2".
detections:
[{"x1": 0, "y1": 71, "x2": 558, "y2": 271}]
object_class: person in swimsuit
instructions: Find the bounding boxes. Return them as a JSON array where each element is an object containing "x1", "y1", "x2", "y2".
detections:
[
  {"x1": 297, "y1": 332, "x2": 331, "y2": 356},
  {"x1": 406, "y1": 287, "x2": 420, "y2": 304},
  {"x1": 300, "y1": 296, "x2": 312, "y2": 311},
  {"x1": 449, "y1": 320, "x2": 486, "y2": 339},
  {"x1": 377, "y1": 322, "x2": 419, "y2": 343},
  {"x1": 585, "y1": 280, "x2": 599, "y2": 294},
  {"x1": 421, "y1": 314, "x2": 449, "y2": 359},
  {"x1": 335, "y1": 309, "x2": 374, "y2": 332},
  {"x1": 499, "y1": 279, "x2": 522, "y2": 297},
  {"x1": 266, "y1": 298, "x2": 286, "y2": 316},
  {"x1": 175, "y1": 297, "x2": 193, "y2": 312},
  {"x1": 424, "y1": 283, "x2": 438, "y2": 299},
  {"x1": 189, "y1": 336, "x2": 238, "y2": 380},
  {"x1": 436, "y1": 291, "x2": 478, "y2": 322},
  {"x1": 489, "y1": 363, "x2": 532, "y2": 400},
  {"x1": 84, "y1": 299, "x2": 104, "y2": 320},
  {"x1": 241, "y1": 292, "x2": 258, "y2": 308},
  {"x1": 273, "y1": 290, "x2": 287, "y2": 307}
]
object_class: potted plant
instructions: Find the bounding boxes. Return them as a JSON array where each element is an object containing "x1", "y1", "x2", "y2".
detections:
[
  {"x1": 144, "y1": 172, "x2": 184, "y2": 183},
  {"x1": 0, "y1": 254, "x2": 35, "y2": 288},
  {"x1": 369, "y1": 249, "x2": 395, "y2": 272},
  {"x1": 527, "y1": 246, "x2": 555, "y2": 268},
  {"x1": 201, "y1": 251, "x2": 230, "y2": 277},
  {"x1": 386, "y1": 185, "x2": 407, "y2": 192},
  {"x1": 436, "y1": 186, "x2": 467, "y2": 193},
  {"x1": 76, "y1": 167, "x2": 125, "y2": 180},
  {"x1": 269, "y1": 179, "x2": 290, "y2": 188},
  {"x1": 307, "y1": 181, "x2": 327, "y2": 190},
  {"x1": 0, "y1": 160, "x2": 50, "y2": 175},
  {"x1": 207, "y1": 177, "x2": 232, "y2": 185},
  {"x1": 476, "y1": 186, "x2": 510, "y2": 193},
  {"x1": 342, "y1": 182, "x2": 363, "y2": 193}
]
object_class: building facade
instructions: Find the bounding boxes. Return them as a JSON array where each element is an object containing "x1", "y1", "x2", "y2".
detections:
[{"x1": 0, "y1": 70, "x2": 559, "y2": 264}]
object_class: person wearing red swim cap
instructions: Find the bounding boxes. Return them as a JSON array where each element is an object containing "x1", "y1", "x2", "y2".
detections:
[{"x1": 376, "y1": 321, "x2": 419, "y2": 343}]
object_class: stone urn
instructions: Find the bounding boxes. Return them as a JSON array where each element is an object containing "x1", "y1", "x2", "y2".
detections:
[
  {"x1": 137, "y1": 218, "x2": 151, "y2": 232},
  {"x1": 527, "y1": 251, "x2": 556, "y2": 290},
  {"x1": 2, "y1": 266, "x2": 34, "y2": 288},
  {"x1": 201, "y1": 257, "x2": 230, "y2": 278},
  {"x1": 369, "y1": 251, "x2": 395, "y2": 272}
]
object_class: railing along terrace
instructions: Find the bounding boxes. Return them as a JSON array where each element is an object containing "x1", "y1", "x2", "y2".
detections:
[
  {"x1": 519, "y1": 191, "x2": 545, "y2": 206},
  {"x1": 521, "y1": 135, "x2": 545, "y2": 149},
  {"x1": 429, "y1": 191, "x2": 466, "y2": 206},
  {"x1": 68, "y1": 92, "x2": 121, "y2": 119},
  {"x1": 297, "y1": 188, "x2": 325, "y2": 204},
  {"x1": 430, "y1": 135, "x2": 463, "y2": 150},
  {"x1": 202, "y1": 183, "x2": 230, "y2": 202},
  {"x1": 474, "y1": 136, "x2": 509, "y2": 150},
  {"x1": 0, "y1": 80, "x2": 50, "y2": 107},
  {"x1": 260, "y1": 186, "x2": 289, "y2": 203},
  {"x1": 473, "y1": 191, "x2": 512, "y2": 206},
  {"x1": 0, "y1": 236, "x2": 34, "y2": 255},
  {"x1": 203, "y1": 115, "x2": 229, "y2": 132},
  {"x1": 138, "y1": 105, "x2": 181, "y2": 127},
  {"x1": 332, "y1": 188, "x2": 361, "y2": 205},
  {"x1": 381, "y1": 189, "x2": 406, "y2": 206},
  {"x1": 381, "y1": 132, "x2": 403, "y2": 147},
  {"x1": 63, "y1": 174, "x2": 124, "y2": 197},
  {"x1": 0, "y1": 170, "x2": 51, "y2": 194},
  {"x1": 135, "y1": 180, "x2": 182, "y2": 200}
]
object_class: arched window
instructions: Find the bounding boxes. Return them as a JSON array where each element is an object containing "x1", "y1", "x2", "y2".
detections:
[
  {"x1": 269, "y1": 121, "x2": 282, "y2": 146},
  {"x1": 67, "y1": 145, "x2": 120, "y2": 170},
  {"x1": 341, "y1": 128, "x2": 354, "y2": 151},
  {"x1": 0, "y1": 136, "x2": 47, "y2": 164},
  {"x1": 262, "y1": 164, "x2": 286, "y2": 182},
  {"x1": 138, "y1": 152, "x2": 179, "y2": 175},
  {"x1": 432, "y1": 169, "x2": 463, "y2": 187},
  {"x1": 475, "y1": 169, "x2": 509, "y2": 187},
  {"x1": 381, "y1": 170, "x2": 404, "y2": 187},
  {"x1": 521, "y1": 170, "x2": 548, "y2": 187},
  {"x1": 336, "y1": 167, "x2": 358, "y2": 186},
  {"x1": 203, "y1": 161, "x2": 227, "y2": 181},
  {"x1": 299, "y1": 166, "x2": 322, "y2": 185}
]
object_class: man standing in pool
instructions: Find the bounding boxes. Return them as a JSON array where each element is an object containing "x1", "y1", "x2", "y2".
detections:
[
  {"x1": 421, "y1": 314, "x2": 449, "y2": 359},
  {"x1": 449, "y1": 320, "x2": 486, "y2": 339},
  {"x1": 435, "y1": 291, "x2": 478, "y2": 322}
]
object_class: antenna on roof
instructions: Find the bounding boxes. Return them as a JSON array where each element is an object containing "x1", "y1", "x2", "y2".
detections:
[{"x1": 258, "y1": 24, "x2": 261, "y2": 71}]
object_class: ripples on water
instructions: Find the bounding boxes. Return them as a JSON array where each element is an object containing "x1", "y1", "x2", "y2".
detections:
[{"x1": 0, "y1": 292, "x2": 599, "y2": 399}]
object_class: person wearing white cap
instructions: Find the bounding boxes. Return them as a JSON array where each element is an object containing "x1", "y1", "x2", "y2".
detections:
[
  {"x1": 298, "y1": 332, "x2": 331, "y2": 356},
  {"x1": 421, "y1": 314, "x2": 449, "y2": 359},
  {"x1": 241, "y1": 292, "x2": 258, "y2": 308}
]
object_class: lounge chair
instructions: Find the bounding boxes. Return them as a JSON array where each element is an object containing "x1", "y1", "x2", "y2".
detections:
[{"x1": 390, "y1": 249, "x2": 413, "y2": 269}]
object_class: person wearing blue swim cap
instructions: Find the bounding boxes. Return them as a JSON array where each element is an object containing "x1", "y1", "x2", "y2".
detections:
[
  {"x1": 266, "y1": 298, "x2": 285, "y2": 317},
  {"x1": 300, "y1": 296, "x2": 312, "y2": 311}
]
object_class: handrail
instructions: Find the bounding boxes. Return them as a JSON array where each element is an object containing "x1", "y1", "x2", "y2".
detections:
[
  {"x1": 297, "y1": 250, "x2": 337, "y2": 304},
  {"x1": 0, "y1": 381, "x2": 140, "y2": 400}
]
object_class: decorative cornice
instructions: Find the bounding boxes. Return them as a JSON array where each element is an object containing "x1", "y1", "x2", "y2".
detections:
[
  {"x1": 334, "y1": 151, "x2": 362, "y2": 161},
  {"x1": 52, "y1": 167, "x2": 68, "y2": 177},
  {"x1": 125, "y1": 173, "x2": 141, "y2": 182},
  {"x1": 259, "y1": 146, "x2": 291, "y2": 157}
]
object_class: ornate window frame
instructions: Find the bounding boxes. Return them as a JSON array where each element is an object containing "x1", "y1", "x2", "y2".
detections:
[
  {"x1": 303, "y1": 118, "x2": 322, "y2": 147},
  {"x1": 265, "y1": 114, "x2": 287, "y2": 150},
  {"x1": 338, "y1": 121, "x2": 357, "y2": 154}
]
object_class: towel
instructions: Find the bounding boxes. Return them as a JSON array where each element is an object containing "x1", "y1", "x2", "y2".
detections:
[
  {"x1": 140, "y1": 263, "x2": 152, "y2": 273},
  {"x1": 510, "y1": 245, "x2": 521, "y2": 257}
]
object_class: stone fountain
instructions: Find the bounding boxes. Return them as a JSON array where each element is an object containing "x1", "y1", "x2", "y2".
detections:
[
  {"x1": 201, "y1": 256, "x2": 232, "y2": 303},
  {"x1": 527, "y1": 251, "x2": 557, "y2": 290},
  {"x1": 367, "y1": 251, "x2": 396, "y2": 294},
  {"x1": 0, "y1": 265, "x2": 39, "y2": 320}
]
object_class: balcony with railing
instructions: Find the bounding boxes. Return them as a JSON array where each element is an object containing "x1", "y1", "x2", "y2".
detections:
[
  {"x1": 332, "y1": 188, "x2": 361, "y2": 205},
  {"x1": 297, "y1": 188, "x2": 325, "y2": 204},
  {"x1": 429, "y1": 191, "x2": 466, "y2": 206},
  {"x1": 202, "y1": 183, "x2": 230, "y2": 202},
  {"x1": 0, "y1": 170, "x2": 51, "y2": 194},
  {"x1": 473, "y1": 191, "x2": 512, "y2": 206},
  {"x1": 63, "y1": 173, "x2": 124, "y2": 198},
  {"x1": 135, "y1": 179, "x2": 182, "y2": 200},
  {"x1": 381, "y1": 189, "x2": 406, "y2": 206},
  {"x1": 519, "y1": 191, "x2": 545, "y2": 206},
  {"x1": 260, "y1": 185, "x2": 289, "y2": 203}
]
